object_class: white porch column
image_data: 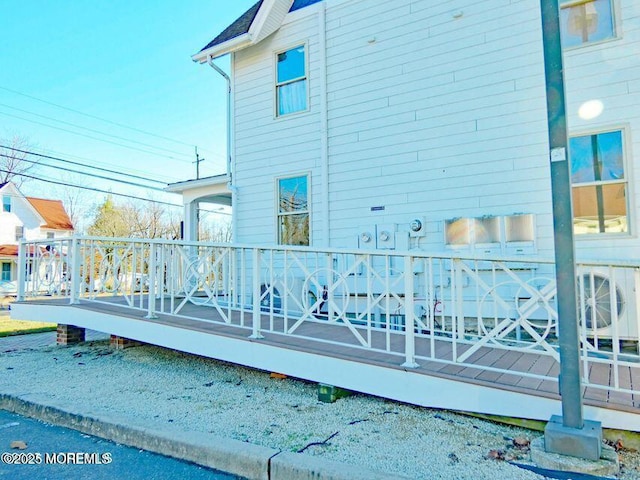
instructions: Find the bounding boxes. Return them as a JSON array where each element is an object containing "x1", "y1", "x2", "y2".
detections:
[{"x1": 183, "y1": 201, "x2": 199, "y2": 242}]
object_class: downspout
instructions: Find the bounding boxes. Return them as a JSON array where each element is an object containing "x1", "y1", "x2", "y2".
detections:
[
  {"x1": 207, "y1": 55, "x2": 232, "y2": 184},
  {"x1": 319, "y1": 2, "x2": 329, "y2": 247},
  {"x1": 207, "y1": 54, "x2": 238, "y2": 242}
]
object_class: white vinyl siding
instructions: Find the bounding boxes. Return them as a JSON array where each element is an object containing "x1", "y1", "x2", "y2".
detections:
[{"x1": 230, "y1": 0, "x2": 640, "y2": 261}]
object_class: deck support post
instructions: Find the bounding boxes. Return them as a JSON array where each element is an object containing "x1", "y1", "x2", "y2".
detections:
[
  {"x1": 249, "y1": 248, "x2": 264, "y2": 340},
  {"x1": 539, "y1": 0, "x2": 602, "y2": 461},
  {"x1": 402, "y1": 256, "x2": 419, "y2": 368}
]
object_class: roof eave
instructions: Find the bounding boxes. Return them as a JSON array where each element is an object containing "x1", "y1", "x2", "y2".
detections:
[
  {"x1": 165, "y1": 174, "x2": 230, "y2": 194},
  {"x1": 192, "y1": 33, "x2": 253, "y2": 63},
  {"x1": 192, "y1": 0, "x2": 295, "y2": 63}
]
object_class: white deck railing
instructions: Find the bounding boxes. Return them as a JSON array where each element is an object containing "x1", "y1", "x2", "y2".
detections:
[{"x1": 17, "y1": 236, "x2": 640, "y2": 397}]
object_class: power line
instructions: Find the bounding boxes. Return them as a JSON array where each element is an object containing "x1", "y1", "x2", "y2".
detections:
[
  {"x1": 32, "y1": 146, "x2": 176, "y2": 183},
  {"x1": 0, "y1": 102, "x2": 196, "y2": 161},
  {"x1": 0, "y1": 110, "x2": 197, "y2": 164},
  {"x1": 0, "y1": 154, "x2": 169, "y2": 193},
  {"x1": 0, "y1": 85, "x2": 211, "y2": 153},
  {"x1": 0, "y1": 169, "x2": 181, "y2": 208},
  {"x1": 0, "y1": 146, "x2": 168, "y2": 185}
]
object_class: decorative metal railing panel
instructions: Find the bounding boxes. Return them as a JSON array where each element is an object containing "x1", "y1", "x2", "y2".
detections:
[{"x1": 17, "y1": 236, "x2": 640, "y2": 397}]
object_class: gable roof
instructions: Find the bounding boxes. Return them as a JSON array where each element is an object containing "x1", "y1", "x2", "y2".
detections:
[
  {"x1": 199, "y1": 1, "x2": 264, "y2": 54},
  {"x1": 26, "y1": 197, "x2": 74, "y2": 231},
  {"x1": 193, "y1": 0, "x2": 322, "y2": 62}
]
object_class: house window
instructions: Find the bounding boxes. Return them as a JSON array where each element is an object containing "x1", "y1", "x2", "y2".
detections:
[
  {"x1": 276, "y1": 45, "x2": 307, "y2": 116},
  {"x1": 277, "y1": 175, "x2": 309, "y2": 245},
  {"x1": 15, "y1": 226, "x2": 24, "y2": 241},
  {"x1": 1, "y1": 262, "x2": 10, "y2": 281},
  {"x1": 570, "y1": 130, "x2": 628, "y2": 235},
  {"x1": 560, "y1": 0, "x2": 614, "y2": 48},
  {"x1": 46, "y1": 232, "x2": 55, "y2": 239},
  {"x1": 2, "y1": 195, "x2": 10, "y2": 212}
]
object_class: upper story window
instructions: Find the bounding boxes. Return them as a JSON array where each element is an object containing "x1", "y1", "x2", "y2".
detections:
[
  {"x1": 15, "y1": 225, "x2": 24, "y2": 241},
  {"x1": 570, "y1": 129, "x2": 628, "y2": 235},
  {"x1": 276, "y1": 45, "x2": 307, "y2": 117},
  {"x1": 46, "y1": 232, "x2": 55, "y2": 239},
  {"x1": 277, "y1": 174, "x2": 309, "y2": 245},
  {"x1": 2, "y1": 195, "x2": 10, "y2": 212},
  {"x1": 560, "y1": 0, "x2": 615, "y2": 48}
]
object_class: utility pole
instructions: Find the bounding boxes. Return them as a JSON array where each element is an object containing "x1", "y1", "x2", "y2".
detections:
[
  {"x1": 539, "y1": 0, "x2": 602, "y2": 461},
  {"x1": 193, "y1": 146, "x2": 205, "y2": 180}
]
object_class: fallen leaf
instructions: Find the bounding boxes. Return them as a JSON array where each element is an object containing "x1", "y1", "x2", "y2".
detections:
[
  {"x1": 10, "y1": 440, "x2": 27, "y2": 450},
  {"x1": 513, "y1": 437, "x2": 530, "y2": 449},
  {"x1": 487, "y1": 449, "x2": 505, "y2": 461}
]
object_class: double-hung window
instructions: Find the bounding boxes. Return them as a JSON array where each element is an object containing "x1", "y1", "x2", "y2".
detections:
[
  {"x1": 570, "y1": 129, "x2": 628, "y2": 235},
  {"x1": 1, "y1": 262, "x2": 10, "y2": 281},
  {"x1": 2, "y1": 195, "x2": 10, "y2": 212},
  {"x1": 277, "y1": 175, "x2": 309, "y2": 246},
  {"x1": 560, "y1": 0, "x2": 615, "y2": 48},
  {"x1": 15, "y1": 226, "x2": 24, "y2": 241},
  {"x1": 276, "y1": 45, "x2": 307, "y2": 117}
]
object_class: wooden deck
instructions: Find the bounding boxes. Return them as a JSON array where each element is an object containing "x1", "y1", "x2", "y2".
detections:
[{"x1": 17, "y1": 294, "x2": 638, "y2": 418}]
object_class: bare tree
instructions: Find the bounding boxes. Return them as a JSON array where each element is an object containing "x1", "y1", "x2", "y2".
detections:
[
  {"x1": 51, "y1": 174, "x2": 92, "y2": 233},
  {"x1": 0, "y1": 135, "x2": 36, "y2": 187},
  {"x1": 199, "y1": 213, "x2": 232, "y2": 243},
  {"x1": 121, "y1": 201, "x2": 180, "y2": 239}
]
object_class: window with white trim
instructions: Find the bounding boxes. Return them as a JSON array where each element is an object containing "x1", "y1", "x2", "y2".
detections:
[
  {"x1": 1, "y1": 262, "x2": 10, "y2": 281},
  {"x1": 570, "y1": 129, "x2": 628, "y2": 235},
  {"x1": 15, "y1": 226, "x2": 23, "y2": 241},
  {"x1": 277, "y1": 175, "x2": 309, "y2": 246},
  {"x1": 560, "y1": 0, "x2": 615, "y2": 48},
  {"x1": 276, "y1": 45, "x2": 307, "y2": 117},
  {"x1": 2, "y1": 195, "x2": 10, "y2": 212}
]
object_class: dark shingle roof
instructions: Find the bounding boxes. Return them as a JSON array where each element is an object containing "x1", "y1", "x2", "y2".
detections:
[
  {"x1": 199, "y1": 0, "x2": 323, "y2": 53},
  {"x1": 199, "y1": 1, "x2": 264, "y2": 53}
]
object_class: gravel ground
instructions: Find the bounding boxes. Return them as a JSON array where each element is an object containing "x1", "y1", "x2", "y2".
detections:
[{"x1": 1, "y1": 339, "x2": 639, "y2": 480}]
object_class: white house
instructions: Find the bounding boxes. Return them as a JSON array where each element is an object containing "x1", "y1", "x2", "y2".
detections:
[
  {"x1": 187, "y1": 0, "x2": 640, "y2": 335},
  {"x1": 0, "y1": 181, "x2": 74, "y2": 283},
  {"x1": 192, "y1": 0, "x2": 638, "y2": 259}
]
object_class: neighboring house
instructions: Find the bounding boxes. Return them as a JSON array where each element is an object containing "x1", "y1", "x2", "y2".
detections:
[{"x1": 0, "y1": 181, "x2": 74, "y2": 283}]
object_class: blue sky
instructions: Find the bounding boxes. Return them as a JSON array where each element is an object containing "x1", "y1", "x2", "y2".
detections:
[{"x1": 0, "y1": 0, "x2": 256, "y2": 209}]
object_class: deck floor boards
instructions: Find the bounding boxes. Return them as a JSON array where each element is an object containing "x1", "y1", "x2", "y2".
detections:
[{"x1": 22, "y1": 296, "x2": 640, "y2": 414}]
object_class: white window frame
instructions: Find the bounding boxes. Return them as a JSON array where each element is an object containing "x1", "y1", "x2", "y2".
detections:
[
  {"x1": 15, "y1": 225, "x2": 24, "y2": 241},
  {"x1": 274, "y1": 42, "x2": 309, "y2": 118},
  {"x1": 560, "y1": 0, "x2": 618, "y2": 49},
  {"x1": 1, "y1": 262, "x2": 11, "y2": 282},
  {"x1": 275, "y1": 173, "x2": 311, "y2": 246},
  {"x1": 569, "y1": 126, "x2": 632, "y2": 237}
]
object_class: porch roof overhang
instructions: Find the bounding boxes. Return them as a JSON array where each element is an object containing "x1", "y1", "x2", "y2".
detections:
[
  {"x1": 192, "y1": 0, "x2": 294, "y2": 63},
  {"x1": 165, "y1": 174, "x2": 232, "y2": 206}
]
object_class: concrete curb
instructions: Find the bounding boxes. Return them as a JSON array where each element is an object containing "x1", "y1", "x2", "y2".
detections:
[{"x1": 0, "y1": 393, "x2": 412, "y2": 480}]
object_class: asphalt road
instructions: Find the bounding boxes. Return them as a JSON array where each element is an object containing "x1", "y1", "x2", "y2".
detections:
[{"x1": 0, "y1": 409, "x2": 245, "y2": 480}]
